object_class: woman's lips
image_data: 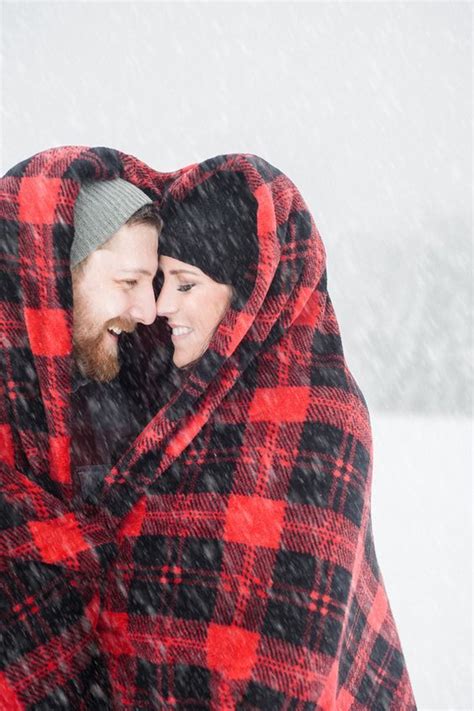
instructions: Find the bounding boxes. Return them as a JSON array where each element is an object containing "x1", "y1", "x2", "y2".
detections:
[{"x1": 170, "y1": 326, "x2": 193, "y2": 338}]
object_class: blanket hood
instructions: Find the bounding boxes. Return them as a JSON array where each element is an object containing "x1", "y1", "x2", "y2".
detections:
[
  {"x1": 105, "y1": 153, "x2": 340, "y2": 515},
  {"x1": 0, "y1": 145, "x2": 170, "y2": 500}
]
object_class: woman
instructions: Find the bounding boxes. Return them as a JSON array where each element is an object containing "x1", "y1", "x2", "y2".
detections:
[
  {"x1": 102, "y1": 157, "x2": 416, "y2": 709},
  {"x1": 155, "y1": 170, "x2": 257, "y2": 368}
]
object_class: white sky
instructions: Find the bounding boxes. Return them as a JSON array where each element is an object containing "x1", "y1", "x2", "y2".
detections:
[{"x1": 1, "y1": 1, "x2": 470, "y2": 240}]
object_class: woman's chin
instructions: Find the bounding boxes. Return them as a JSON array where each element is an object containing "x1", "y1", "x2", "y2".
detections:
[{"x1": 172, "y1": 351, "x2": 191, "y2": 369}]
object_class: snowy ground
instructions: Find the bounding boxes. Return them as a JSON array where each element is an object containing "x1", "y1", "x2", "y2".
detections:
[{"x1": 370, "y1": 414, "x2": 472, "y2": 710}]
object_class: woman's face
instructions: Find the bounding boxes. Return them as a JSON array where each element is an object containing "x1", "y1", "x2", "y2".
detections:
[{"x1": 156, "y1": 255, "x2": 233, "y2": 368}]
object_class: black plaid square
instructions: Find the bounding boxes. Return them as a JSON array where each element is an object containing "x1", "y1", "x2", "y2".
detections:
[
  {"x1": 136, "y1": 657, "x2": 156, "y2": 686},
  {"x1": 195, "y1": 423, "x2": 245, "y2": 494},
  {"x1": 1, "y1": 220, "x2": 19, "y2": 257},
  {"x1": 354, "y1": 440, "x2": 370, "y2": 479},
  {"x1": 129, "y1": 577, "x2": 170, "y2": 617},
  {"x1": 0, "y1": 270, "x2": 21, "y2": 303},
  {"x1": 338, "y1": 646, "x2": 355, "y2": 690},
  {"x1": 0, "y1": 492, "x2": 24, "y2": 530},
  {"x1": 288, "y1": 460, "x2": 330, "y2": 508},
  {"x1": 356, "y1": 674, "x2": 393, "y2": 711},
  {"x1": 135, "y1": 660, "x2": 180, "y2": 707},
  {"x1": 174, "y1": 664, "x2": 211, "y2": 702},
  {"x1": 207, "y1": 421, "x2": 245, "y2": 455},
  {"x1": 55, "y1": 274, "x2": 72, "y2": 310},
  {"x1": 238, "y1": 681, "x2": 285, "y2": 710},
  {"x1": 371, "y1": 636, "x2": 404, "y2": 680},
  {"x1": 263, "y1": 599, "x2": 308, "y2": 645},
  {"x1": 291, "y1": 210, "x2": 312, "y2": 242},
  {"x1": 129, "y1": 448, "x2": 163, "y2": 483},
  {"x1": 300, "y1": 422, "x2": 343, "y2": 457},
  {"x1": 174, "y1": 582, "x2": 217, "y2": 622},
  {"x1": 77, "y1": 649, "x2": 112, "y2": 710},
  {"x1": 364, "y1": 521, "x2": 380, "y2": 579},
  {"x1": 356, "y1": 637, "x2": 404, "y2": 709},
  {"x1": 316, "y1": 270, "x2": 327, "y2": 293},
  {"x1": 311, "y1": 365, "x2": 348, "y2": 389},
  {"x1": 182, "y1": 538, "x2": 223, "y2": 572},
  {"x1": 29, "y1": 687, "x2": 73, "y2": 711},
  {"x1": 289, "y1": 421, "x2": 344, "y2": 507},
  {"x1": 149, "y1": 461, "x2": 182, "y2": 494},
  {"x1": 273, "y1": 550, "x2": 316, "y2": 590},
  {"x1": 41, "y1": 587, "x2": 85, "y2": 635},
  {"x1": 343, "y1": 483, "x2": 364, "y2": 527},
  {"x1": 12, "y1": 561, "x2": 60, "y2": 597},
  {"x1": 15, "y1": 380, "x2": 48, "y2": 434},
  {"x1": 52, "y1": 222, "x2": 73, "y2": 263},
  {"x1": 107, "y1": 482, "x2": 139, "y2": 519},
  {"x1": 309, "y1": 613, "x2": 342, "y2": 657},
  {"x1": 0, "y1": 221, "x2": 20, "y2": 303},
  {"x1": 133, "y1": 535, "x2": 173, "y2": 567},
  {"x1": 11, "y1": 348, "x2": 39, "y2": 385},
  {"x1": 339, "y1": 597, "x2": 367, "y2": 687},
  {"x1": 195, "y1": 461, "x2": 236, "y2": 495},
  {"x1": 312, "y1": 332, "x2": 343, "y2": 357},
  {"x1": 0, "y1": 617, "x2": 48, "y2": 668},
  {"x1": 63, "y1": 148, "x2": 121, "y2": 182},
  {"x1": 269, "y1": 224, "x2": 306, "y2": 297},
  {"x1": 5, "y1": 157, "x2": 32, "y2": 177},
  {"x1": 250, "y1": 156, "x2": 282, "y2": 182},
  {"x1": 330, "y1": 565, "x2": 351, "y2": 604}
]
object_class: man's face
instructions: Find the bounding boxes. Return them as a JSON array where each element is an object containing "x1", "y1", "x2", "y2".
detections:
[{"x1": 72, "y1": 221, "x2": 158, "y2": 381}]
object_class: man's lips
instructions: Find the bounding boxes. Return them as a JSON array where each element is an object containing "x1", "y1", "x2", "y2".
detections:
[
  {"x1": 106, "y1": 321, "x2": 136, "y2": 337},
  {"x1": 108, "y1": 326, "x2": 123, "y2": 336}
]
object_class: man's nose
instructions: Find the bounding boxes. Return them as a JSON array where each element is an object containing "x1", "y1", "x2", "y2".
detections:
[{"x1": 129, "y1": 286, "x2": 157, "y2": 326}]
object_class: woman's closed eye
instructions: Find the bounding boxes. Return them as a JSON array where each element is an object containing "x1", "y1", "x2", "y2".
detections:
[{"x1": 177, "y1": 283, "x2": 195, "y2": 293}]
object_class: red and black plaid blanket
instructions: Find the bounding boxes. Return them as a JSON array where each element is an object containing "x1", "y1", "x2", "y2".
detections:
[{"x1": 0, "y1": 147, "x2": 416, "y2": 709}]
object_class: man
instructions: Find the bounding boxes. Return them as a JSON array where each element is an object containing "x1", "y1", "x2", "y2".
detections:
[
  {"x1": 69, "y1": 178, "x2": 162, "y2": 500},
  {"x1": 71, "y1": 178, "x2": 160, "y2": 382},
  {"x1": 0, "y1": 146, "x2": 165, "y2": 709}
]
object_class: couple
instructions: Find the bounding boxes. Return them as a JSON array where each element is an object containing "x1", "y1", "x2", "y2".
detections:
[{"x1": 0, "y1": 147, "x2": 416, "y2": 709}]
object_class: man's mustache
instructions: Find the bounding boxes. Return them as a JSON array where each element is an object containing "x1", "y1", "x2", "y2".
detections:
[{"x1": 105, "y1": 316, "x2": 136, "y2": 334}]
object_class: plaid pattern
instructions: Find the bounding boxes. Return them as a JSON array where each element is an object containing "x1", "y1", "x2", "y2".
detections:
[{"x1": 0, "y1": 147, "x2": 416, "y2": 709}]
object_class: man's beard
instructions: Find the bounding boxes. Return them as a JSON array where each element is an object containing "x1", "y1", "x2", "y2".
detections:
[{"x1": 73, "y1": 307, "x2": 136, "y2": 382}]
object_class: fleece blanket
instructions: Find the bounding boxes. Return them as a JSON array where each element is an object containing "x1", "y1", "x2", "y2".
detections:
[{"x1": 0, "y1": 147, "x2": 415, "y2": 709}]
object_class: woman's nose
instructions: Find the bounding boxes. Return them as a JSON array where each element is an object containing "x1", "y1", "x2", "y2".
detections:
[{"x1": 156, "y1": 286, "x2": 177, "y2": 317}]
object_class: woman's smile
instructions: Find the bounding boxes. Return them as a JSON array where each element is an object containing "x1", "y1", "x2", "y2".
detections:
[{"x1": 170, "y1": 324, "x2": 193, "y2": 338}]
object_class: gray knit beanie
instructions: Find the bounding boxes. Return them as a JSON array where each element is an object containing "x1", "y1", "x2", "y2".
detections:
[{"x1": 71, "y1": 178, "x2": 152, "y2": 267}]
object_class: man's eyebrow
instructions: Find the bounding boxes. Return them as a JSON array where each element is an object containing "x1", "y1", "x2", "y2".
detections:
[{"x1": 118, "y1": 268, "x2": 156, "y2": 276}]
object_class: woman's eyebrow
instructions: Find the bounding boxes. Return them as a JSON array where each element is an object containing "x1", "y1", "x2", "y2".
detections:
[{"x1": 168, "y1": 269, "x2": 200, "y2": 276}]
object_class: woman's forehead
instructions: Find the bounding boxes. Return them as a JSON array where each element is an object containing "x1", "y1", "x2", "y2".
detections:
[{"x1": 158, "y1": 255, "x2": 205, "y2": 278}]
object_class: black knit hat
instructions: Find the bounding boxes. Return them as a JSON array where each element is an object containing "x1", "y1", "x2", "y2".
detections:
[{"x1": 159, "y1": 171, "x2": 258, "y2": 305}]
